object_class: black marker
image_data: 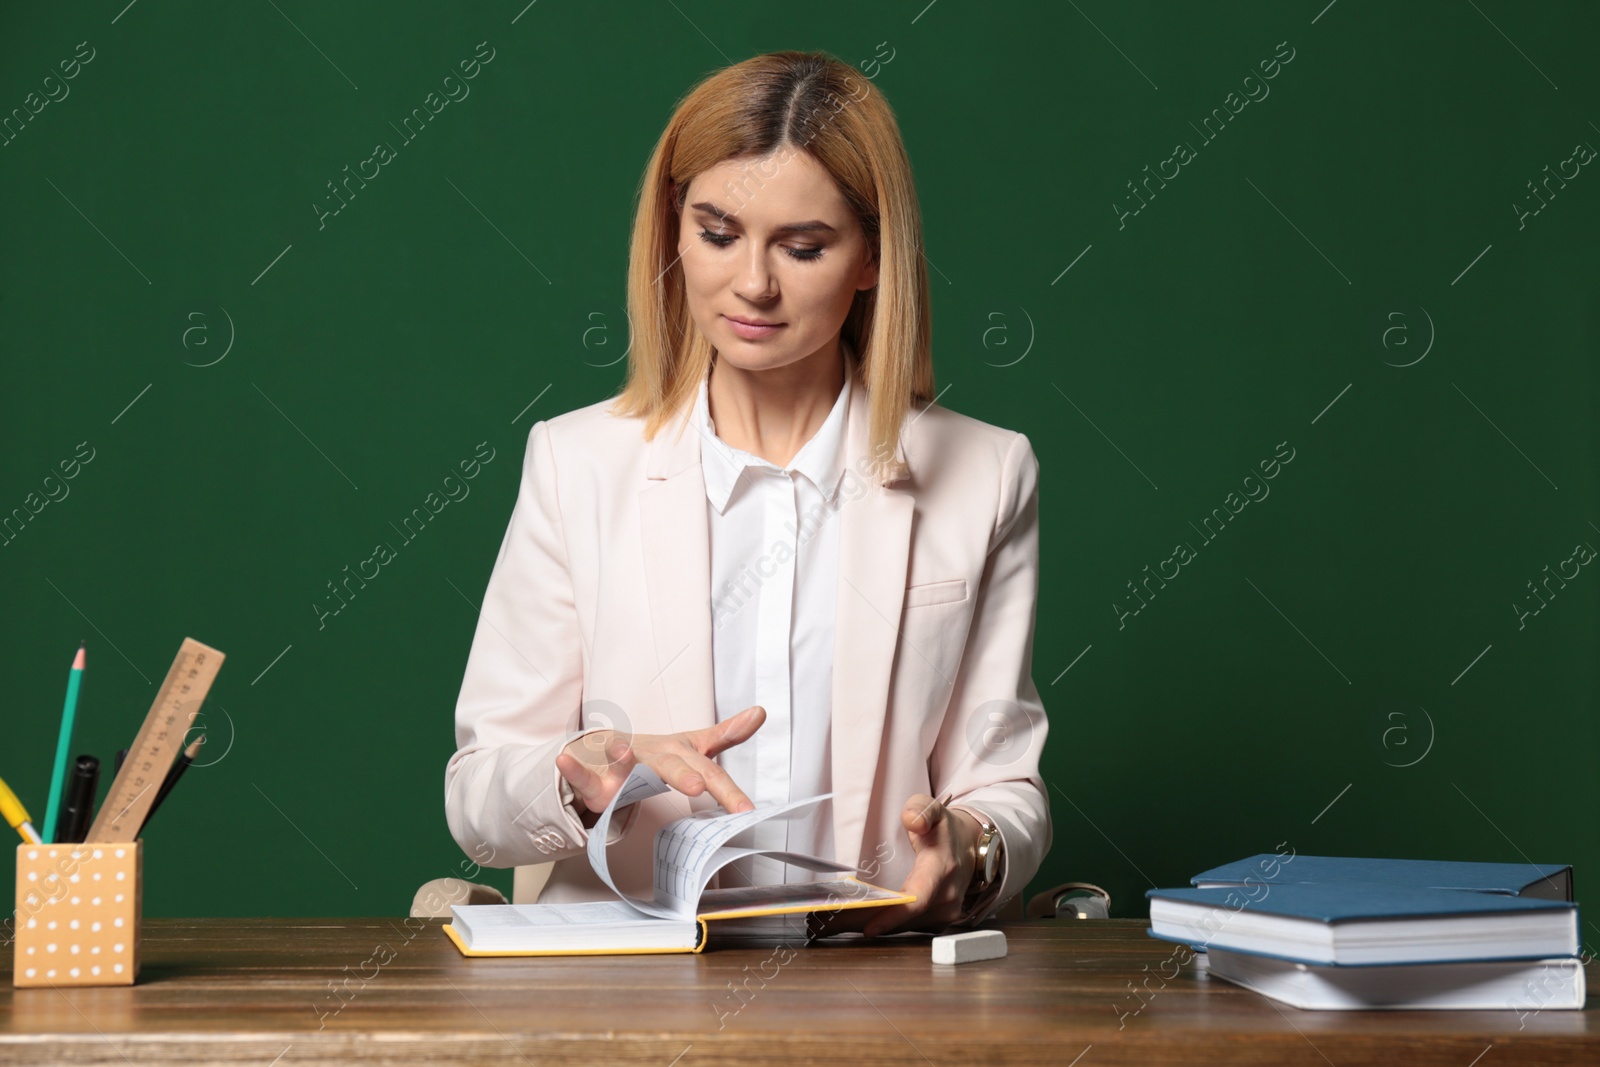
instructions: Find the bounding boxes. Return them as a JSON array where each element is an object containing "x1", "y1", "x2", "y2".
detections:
[{"x1": 56, "y1": 754, "x2": 100, "y2": 844}]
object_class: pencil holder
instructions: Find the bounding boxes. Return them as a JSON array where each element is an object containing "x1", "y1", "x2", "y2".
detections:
[{"x1": 12, "y1": 840, "x2": 142, "y2": 988}]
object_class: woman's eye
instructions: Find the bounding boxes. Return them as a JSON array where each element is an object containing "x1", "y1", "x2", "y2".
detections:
[{"x1": 695, "y1": 229, "x2": 824, "y2": 262}]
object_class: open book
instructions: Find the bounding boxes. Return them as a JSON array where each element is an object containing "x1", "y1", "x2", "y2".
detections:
[{"x1": 443, "y1": 764, "x2": 915, "y2": 955}]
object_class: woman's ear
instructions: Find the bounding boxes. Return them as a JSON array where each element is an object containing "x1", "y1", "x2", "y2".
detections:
[{"x1": 857, "y1": 249, "x2": 880, "y2": 291}]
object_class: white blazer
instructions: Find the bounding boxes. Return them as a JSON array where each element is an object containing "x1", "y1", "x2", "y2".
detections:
[{"x1": 446, "y1": 363, "x2": 1052, "y2": 920}]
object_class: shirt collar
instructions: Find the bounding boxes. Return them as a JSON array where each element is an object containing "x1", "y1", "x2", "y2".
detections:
[{"x1": 694, "y1": 344, "x2": 853, "y2": 515}]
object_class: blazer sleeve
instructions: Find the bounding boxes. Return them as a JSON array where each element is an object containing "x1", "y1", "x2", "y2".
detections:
[
  {"x1": 931, "y1": 431, "x2": 1052, "y2": 924},
  {"x1": 444, "y1": 418, "x2": 640, "y2": 870}
]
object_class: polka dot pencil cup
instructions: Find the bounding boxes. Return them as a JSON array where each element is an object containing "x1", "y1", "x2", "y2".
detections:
[{"x1": 13, "y1": 840, "x2": 142, "y2": 987}]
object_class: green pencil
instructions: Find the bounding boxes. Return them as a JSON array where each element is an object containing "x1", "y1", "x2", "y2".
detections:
[{"x1": 42, "y1": 642, "x2": 85, "y2": 844}]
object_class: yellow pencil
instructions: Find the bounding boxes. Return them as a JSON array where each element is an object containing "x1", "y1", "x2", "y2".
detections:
[{"x1": 0, "y1": 774, "x2": 42, "y2": 844}]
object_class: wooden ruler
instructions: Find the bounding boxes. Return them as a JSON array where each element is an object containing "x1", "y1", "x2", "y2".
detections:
[{"x1": 85, "y1": 637, "x2": 226, "y2": 843}]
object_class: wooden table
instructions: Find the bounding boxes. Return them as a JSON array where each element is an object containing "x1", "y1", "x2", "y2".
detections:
[{"x1": 2, "y1": 918, "x2": 1594, "y2": 1065}]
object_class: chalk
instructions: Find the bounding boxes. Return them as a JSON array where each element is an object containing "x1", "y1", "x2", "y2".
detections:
[{"x1": 932, "y1": 929, "x2": 1007, "y2": 965}]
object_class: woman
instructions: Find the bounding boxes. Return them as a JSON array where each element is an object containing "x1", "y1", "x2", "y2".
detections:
[{"x1": 446, "y1": 51, "x2": 1049, "y2": 935}]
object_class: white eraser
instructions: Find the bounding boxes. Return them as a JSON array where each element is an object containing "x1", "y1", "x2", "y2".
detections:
[{"x1": 931, "y1": 929, "x2": 1007, "y2": 965}]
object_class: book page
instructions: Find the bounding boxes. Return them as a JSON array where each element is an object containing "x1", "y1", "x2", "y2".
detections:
[
  {"x1": 458, "y1": 899, "x2": 665, "y2": 931},
  {"x1": 585, "y1": 764, "x2": 854, "y2": 920},
  {"x1": 680, "y1": 847, "x2": 856, "y2": 909},
  {"x1": 697, "y1": 877, "x2": 911, "y2": 917},
  {"x1": 651, "y1": 798, "x2": 854, "y2": 917},
  {"x1": 585, "y1": 764, "x2": 674, "y2": 913}
]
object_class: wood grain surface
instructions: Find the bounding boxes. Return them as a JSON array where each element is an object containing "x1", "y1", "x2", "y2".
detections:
[{"x1": 2, "y1": 918, "x2": 1595, "y2": 1065}]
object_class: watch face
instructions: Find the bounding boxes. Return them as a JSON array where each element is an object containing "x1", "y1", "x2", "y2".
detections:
[{"x1": 982, "y1": 842, "x2": 1000, "y2": 884}]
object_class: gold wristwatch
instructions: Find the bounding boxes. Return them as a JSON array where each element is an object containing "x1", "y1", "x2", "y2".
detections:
[{"x1": 962, "y1": 811, "x2": 1002, "y2": 909}]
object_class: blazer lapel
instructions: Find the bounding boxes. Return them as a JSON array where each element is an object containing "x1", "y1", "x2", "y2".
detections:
[
  {"x1": 829, "y1": 371, "x2": 913, "y2": 870},
  {"x1": 639, "y1": 405, "x2": 717, "y2": 739},
  {"x1": 637, "y1": 357, "x2": 914, "y2": 871}
]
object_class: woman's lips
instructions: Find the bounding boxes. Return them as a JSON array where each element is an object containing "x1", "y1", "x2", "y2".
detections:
[{"x1": 723, "y1": 314, "x2": 785, "y2": 340}]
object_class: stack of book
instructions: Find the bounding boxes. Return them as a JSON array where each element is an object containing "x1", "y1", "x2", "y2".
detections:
[{"x1": 1146, "y1": 855, "x2": 1585, "y2": 1011}]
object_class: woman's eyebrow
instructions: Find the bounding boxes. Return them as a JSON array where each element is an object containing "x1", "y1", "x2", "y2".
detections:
[{"x1": 689, "y1": 201, "x2": 837, "y2": 234}]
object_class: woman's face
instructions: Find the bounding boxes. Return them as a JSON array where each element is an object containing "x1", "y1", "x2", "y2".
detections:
[{"x1": 676, "y1": 150, "x2": 878, "y2": 373}]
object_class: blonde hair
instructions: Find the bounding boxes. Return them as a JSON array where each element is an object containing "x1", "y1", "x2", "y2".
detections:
[{"x1": 608, "y1": 50, "x2": 933, "y2": 483}]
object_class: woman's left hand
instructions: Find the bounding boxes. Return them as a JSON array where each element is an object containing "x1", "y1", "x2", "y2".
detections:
[{"x1": 811, "y1": 794, "x2": 981, "y2": 938}]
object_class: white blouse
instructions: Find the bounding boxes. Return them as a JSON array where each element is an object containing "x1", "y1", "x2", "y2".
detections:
[{"x1": 691, "y1": 353, "x2": 851, "y2": 888}]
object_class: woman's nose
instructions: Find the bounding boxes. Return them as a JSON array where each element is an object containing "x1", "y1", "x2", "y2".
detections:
[{"x1": 735, "y1": 246, "x2": 777, "y2": 301}]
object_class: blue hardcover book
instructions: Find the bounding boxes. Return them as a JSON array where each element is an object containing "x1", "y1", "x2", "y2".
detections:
[
  {"x1": 1191, "y1": 854, "x2": 1572, "y2": 901},
  {"x1": 1146, "y1": 882, "x2": 1579, "y2": 966}
]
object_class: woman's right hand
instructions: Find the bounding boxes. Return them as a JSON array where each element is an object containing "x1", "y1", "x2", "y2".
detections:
[{"x1": 555, "y1": 706, "x2": 766, "y2": 817}]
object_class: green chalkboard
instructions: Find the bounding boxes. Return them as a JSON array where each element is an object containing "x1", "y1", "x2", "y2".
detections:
[{"x1": 2, "y1": 1, "x2": 1595, "y2": 925}]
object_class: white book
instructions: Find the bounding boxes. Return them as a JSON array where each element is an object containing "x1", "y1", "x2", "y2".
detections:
[
  {"x1": 1206, "y1": 947, "x2": 1587, "y2": 1011},
  {"x1": 446, "y1": 764, "x2": 913, "y2": 955}
]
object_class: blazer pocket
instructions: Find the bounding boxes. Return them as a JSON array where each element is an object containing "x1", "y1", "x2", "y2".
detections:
[{"x1": 903, "y1": 578, "x2": 969, "y2": 609}]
